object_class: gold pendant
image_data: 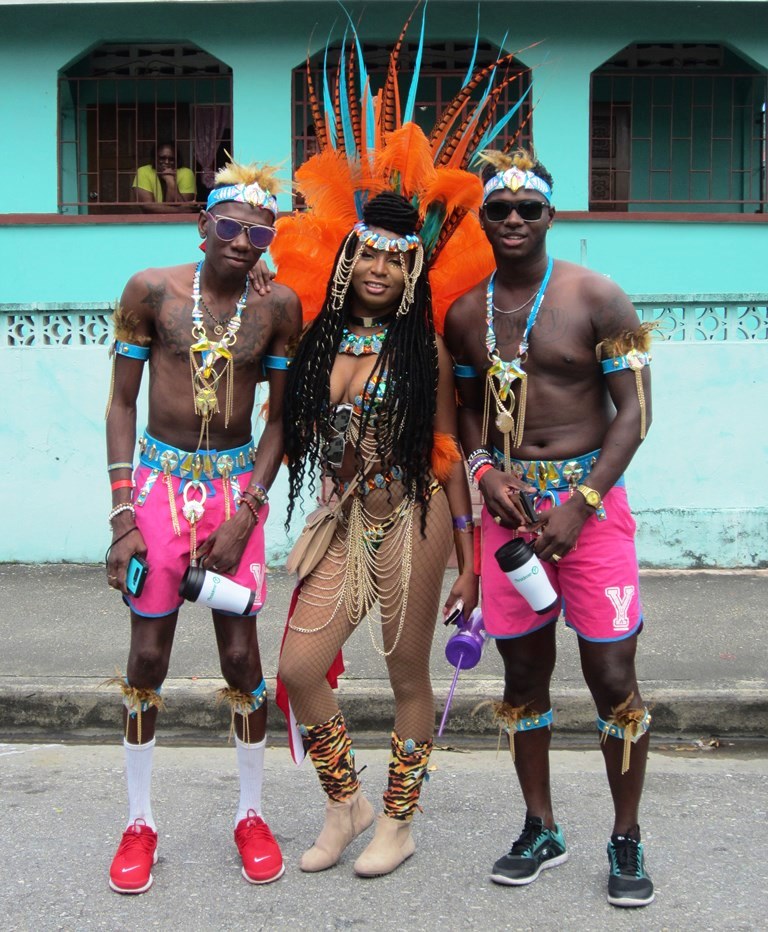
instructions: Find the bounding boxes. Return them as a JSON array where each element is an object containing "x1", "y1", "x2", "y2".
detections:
[
  {"x1": 214, "y1": 325, "x2": 224, "y2": 336},
  {"x1": 496, "y1": 410, "x2": 515, "y2": 434},
  {"x1": 194, "y1": 387, "x2": 219, "y2": 418}
]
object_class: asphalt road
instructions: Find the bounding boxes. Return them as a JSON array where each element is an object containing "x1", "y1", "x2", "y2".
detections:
[{"x1": 2, "y1": 742, "x2": 766, "y2": 931}]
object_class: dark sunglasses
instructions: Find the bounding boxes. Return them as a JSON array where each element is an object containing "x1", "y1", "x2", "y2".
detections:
[
  {"x1": 484, "y1": 199, "x2": 549, "y2": 223},
  {"x1": 207, "y1": 212, "x2": 277, "y2": 249}
]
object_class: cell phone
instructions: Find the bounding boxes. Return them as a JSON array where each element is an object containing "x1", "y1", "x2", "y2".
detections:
[
  {"x1": 126, "y1": 554, "x2": 149, "y2": 597},
  {"x1": 518, "y1": 492, "x2": 538, "y2": 525},
  {"x1": 444, "y1": 600, "x2": 464, "y2": 626}
]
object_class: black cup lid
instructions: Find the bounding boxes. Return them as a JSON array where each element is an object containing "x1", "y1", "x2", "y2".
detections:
[{"x1": 495, "y1": 538, "x2": 534, "y2": 573}]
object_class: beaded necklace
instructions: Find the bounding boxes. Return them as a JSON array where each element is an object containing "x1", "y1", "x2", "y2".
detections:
[
  {"x1": 482, "y1": 256, "x2": 553, "y2": 466},
  {"x1": 338, "y1": 326, "x2": 388, "y2": 356},
  {"x1": 189, "y1": 259, "x2": 249, "y2": 445}
]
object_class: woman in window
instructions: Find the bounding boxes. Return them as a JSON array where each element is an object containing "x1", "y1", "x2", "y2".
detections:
[{"x1": 133, "y1": 142, "x2": 197, "y2": 213}]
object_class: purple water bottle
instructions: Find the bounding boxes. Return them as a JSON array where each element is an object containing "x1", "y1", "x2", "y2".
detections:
[{"x1": 438, "y1": 607, "x2": 486, "y2": 737}]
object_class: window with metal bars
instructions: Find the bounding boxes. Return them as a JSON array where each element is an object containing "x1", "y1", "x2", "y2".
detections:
[
  {"x1": 58, "y1": 43, "x2": 233, "y2": 215},
  {"x1": 590, "y1": 43, "x2": 768, "y2": 213},
  {"x1": 292, "y1": 41, "x2": 532, "y2": 208}
]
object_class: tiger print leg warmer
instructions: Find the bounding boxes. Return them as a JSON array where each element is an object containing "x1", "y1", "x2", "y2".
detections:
[{"x1": 298, "y1": 710, "x2": 374, "y2": 872}]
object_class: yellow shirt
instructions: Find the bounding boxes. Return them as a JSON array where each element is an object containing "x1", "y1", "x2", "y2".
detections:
[{"x1": 132, "y1": 164, "x2": 196, "y2": 203}]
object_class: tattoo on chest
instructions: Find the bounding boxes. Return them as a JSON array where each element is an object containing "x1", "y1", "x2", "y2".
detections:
[
  {"x1": 155, "y1": 301, "x2": 195, "y2": 357},
  {"x1": 141, "y1": 282, "x2": 168, "y2": 316}
]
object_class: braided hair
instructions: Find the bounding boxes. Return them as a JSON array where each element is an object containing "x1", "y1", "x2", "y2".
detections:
[{"x1": 284, "y1": 191, "x2": 438, "y2": 530}]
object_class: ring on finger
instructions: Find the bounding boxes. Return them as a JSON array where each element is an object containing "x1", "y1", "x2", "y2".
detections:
[
  {"x1": 551, "y1": 553, "x2": 562, "y2": 562},
  {"x1": 493, "y1": 515, "x2": 502, "y2": 525}
]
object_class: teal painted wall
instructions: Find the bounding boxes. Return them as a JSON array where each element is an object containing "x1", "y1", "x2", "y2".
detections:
[{"x1": 1, "y1": 1, "x2": 767, "y2": 566}]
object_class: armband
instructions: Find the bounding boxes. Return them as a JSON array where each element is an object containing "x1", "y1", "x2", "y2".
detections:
[
  {"x1": 262, "y1": 355, "x2": 292, "y2": 375},
  {"x1": 601, "y1": 350, "x2": 651, "y2": 374},
  {"x1": 453, "y1": 363, "x2": 480, "y2": 378},
  {"x1": 114, "y1": 341, "x2": 151, "y2": 362}
]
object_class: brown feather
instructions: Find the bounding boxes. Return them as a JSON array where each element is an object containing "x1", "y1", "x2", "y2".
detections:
[
  {"x1": 382, "y1": 6, "x2": 416, "y2": 132},
  {"x1": 306, "y1": 58, "x2": 329, "y2": 150}
]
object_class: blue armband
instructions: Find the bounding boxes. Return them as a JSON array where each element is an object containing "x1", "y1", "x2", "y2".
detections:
[
  {"x1": 262, "y1": 355, "x2": 292, "y2": 376},
  {"x1": 453, "y1": 363, "x2": 480, "y2": 378},
  {"x1": 114, "y1": 341, "x2": 150, "y2": 361},
  {"x1": 601, "y1": 351, "x2": 651, "y2": 374}
]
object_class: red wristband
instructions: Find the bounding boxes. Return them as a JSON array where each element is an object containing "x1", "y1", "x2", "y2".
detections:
[
  {"x1": 473, "y1": 463, "x2": 494, "y2": 487},
  {"x1": 111, "y1": 479, "x2": 134, "y2": 492}
]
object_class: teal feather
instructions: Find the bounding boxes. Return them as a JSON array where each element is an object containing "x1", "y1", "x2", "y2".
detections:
[
  {"x1": 402, "y1": 3, "x2": 427, "y2": 124},
  {"x1": 470, "y1": 84, "x2": 533, "y2": 163},
  {"x1": 337, "y1": 29, "x2": 358, "y2": 163},
  {"x1": 322, "y1": 33, "x2": 338, "y2": 149},
  {"x1": 462, "y1": 6, "x2": 481, "y2": 89}
]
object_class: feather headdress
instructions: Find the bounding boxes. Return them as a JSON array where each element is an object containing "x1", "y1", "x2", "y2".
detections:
[{"x1": 272, "y1": 5, "x2": 538, "y2": 332}]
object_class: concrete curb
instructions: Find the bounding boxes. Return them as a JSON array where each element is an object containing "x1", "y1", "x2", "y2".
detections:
[{"x1": 2, "y1": 677, "x2": 766, "y2": 740}]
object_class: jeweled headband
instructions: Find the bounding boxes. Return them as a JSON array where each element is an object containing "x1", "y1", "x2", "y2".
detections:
[
  {"x1": 353, "y1": 221, "x2": 421, "y2": 253},
  {"x1": 207, "y1": 182, "x2": 278, "y2": 218},
  {"x1": 482, "y1": 167, "x2": 552, "y2": 204}
]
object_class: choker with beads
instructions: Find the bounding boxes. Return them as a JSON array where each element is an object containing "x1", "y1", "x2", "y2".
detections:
[{"x1": 338, "y1": 326, "x2": 388, "y2": 356}]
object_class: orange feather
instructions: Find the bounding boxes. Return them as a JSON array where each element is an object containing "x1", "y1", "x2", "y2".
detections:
[
  {"x1": 418, "y1": 168, "x2": 483, "y2": 221},
  {"x1": 294, "y1": 149, "x2": 359, "y2": 224},
  {"x1": 431, "y1": 431, "x2": 462, "y2": 483},
  {"x1": 429, "y1": 217, "x2": 494, "y2": 333},
  {"x1": 375, "y1": 124, "x2": 437, "y2": 198}
]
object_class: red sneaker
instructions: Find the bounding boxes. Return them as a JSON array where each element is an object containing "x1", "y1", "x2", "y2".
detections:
[
  {"x1": 235, "y1": 810, "x2": 285, "y2": 884},
  {"x1": 109, "y1": 819, "x2": 158, "y2": 894}
]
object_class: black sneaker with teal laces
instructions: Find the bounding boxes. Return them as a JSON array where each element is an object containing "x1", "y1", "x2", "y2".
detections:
[
  {"x1": 607, "y1": 831, "x2": 655, "y2": 907},
  {"x1": 491, "y1": 815, "x2": 569, "y2": 886}
]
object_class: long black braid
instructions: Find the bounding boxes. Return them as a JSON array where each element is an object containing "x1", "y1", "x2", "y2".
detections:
[{"x1": 284, "y1": 192, "x2": 438, "y2": 533}]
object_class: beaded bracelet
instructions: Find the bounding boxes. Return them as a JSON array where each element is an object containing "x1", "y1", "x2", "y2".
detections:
[
  {"x1": 452, "y1": 514, "x2": 475, "y2": 531},
  {"x1": 240, "y1": 496, "x2": 260, "y2": 524},
  {"x1": 467, "y1": 447, "x2": 492, "y2": 466},
  {"x1": 468, "y1": 456, "x2": 493, "y2": 482},
  {"x1": 108, "y1": 502, "x2": 136, "y2": 526},
  {"x1": 245, "y1": 483, "x2": 269, "y2": 506},
  {"x1": 473, "y1": 463, "x2": 495, "y2": 488},
  {"x1": 107, "y1": 462, "x2": 133, "y2": 472}
]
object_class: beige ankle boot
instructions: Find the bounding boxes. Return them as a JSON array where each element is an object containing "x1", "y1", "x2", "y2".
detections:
[
  {"x1": 300, "y1": 788, "x2": 374, "y2": 872},
  {"x1": 353, "y1": 813, "x2": 416, "y2": 877}
]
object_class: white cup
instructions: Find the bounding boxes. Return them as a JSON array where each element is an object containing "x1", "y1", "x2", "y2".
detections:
[
  {"x1": 494, "y1": 539, "x2": 559, "y2": 615},
  {"x1": 178, "y1": 566, "x2": 257, "y2": 615}
]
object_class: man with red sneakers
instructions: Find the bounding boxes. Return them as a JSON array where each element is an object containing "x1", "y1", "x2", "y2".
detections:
[{"x1": 105, "y1": 160, "x2": 300, "y2": 893}]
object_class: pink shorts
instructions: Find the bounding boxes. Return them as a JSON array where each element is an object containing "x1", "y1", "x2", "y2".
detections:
[
  {"x1": 127, "y1": 465, "x2": 268, "y2": 618},
  {"x1": 481, "y1": 485, "x2": 642, "y2": 642}
]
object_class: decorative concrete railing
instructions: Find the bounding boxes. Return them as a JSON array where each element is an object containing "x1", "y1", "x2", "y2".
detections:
[{"x1": 2, "y1": 296, "x2": 767, "y2": 346}]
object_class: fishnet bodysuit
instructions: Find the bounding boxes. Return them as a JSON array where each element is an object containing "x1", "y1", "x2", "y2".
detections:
[{"x1": 279, "y1": 483, "x2": 452, "y2": 742}]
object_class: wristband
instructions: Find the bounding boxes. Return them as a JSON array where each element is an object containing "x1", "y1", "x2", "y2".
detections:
[
  {"x1": 473, "y1": 463, "x2": 494, "y2": 488},
  {"x1": 107, "y1": 462, "x2": 133, "y2": 472},
  {"x1": 111, "y1": 479, "x2": 134, "y2": 492},
  {"x1": 452, "y1": 514, "x2": 475, "y2": 531},
  {"x1": 245, "y1": 483, "x2": 269, "y2": 506}
]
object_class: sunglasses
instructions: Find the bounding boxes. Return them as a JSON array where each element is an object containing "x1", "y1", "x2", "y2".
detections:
[
  {"x1": 483, "y1": 199, "x2": 549, "y2": 223},
  {"x1": 207, "y1": 212, "x2": 277, "y2": 249}
]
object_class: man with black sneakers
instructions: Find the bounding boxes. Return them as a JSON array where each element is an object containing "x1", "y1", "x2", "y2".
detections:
[{"x1": 444, "y1": 148, "x2": 655, "y2": 908}]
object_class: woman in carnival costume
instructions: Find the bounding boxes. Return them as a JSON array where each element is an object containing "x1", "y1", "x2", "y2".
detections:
[{"x1": 272, "y1": 8, "x2": 532, "y2": 876}]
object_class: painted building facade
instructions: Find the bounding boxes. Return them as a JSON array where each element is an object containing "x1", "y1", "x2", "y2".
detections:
[{"x1": 1, "y1": 0, "x2": 766, "y2": 566}]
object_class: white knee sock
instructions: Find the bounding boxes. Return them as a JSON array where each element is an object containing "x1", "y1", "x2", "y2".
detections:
[
  {"x1": 235, "y1": 734, "x2": 266, "y2": 826},
  {"x1": 124, "y1": 737, "x2": 156, "y2": 831}
]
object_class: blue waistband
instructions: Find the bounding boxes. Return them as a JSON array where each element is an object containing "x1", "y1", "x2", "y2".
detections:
[
  {"x1": 138, "y1": 431, "x2": 256, "y2": 480},
  {"x1": 492, "y1": 448, "x2": 613, "y2": 492}
]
